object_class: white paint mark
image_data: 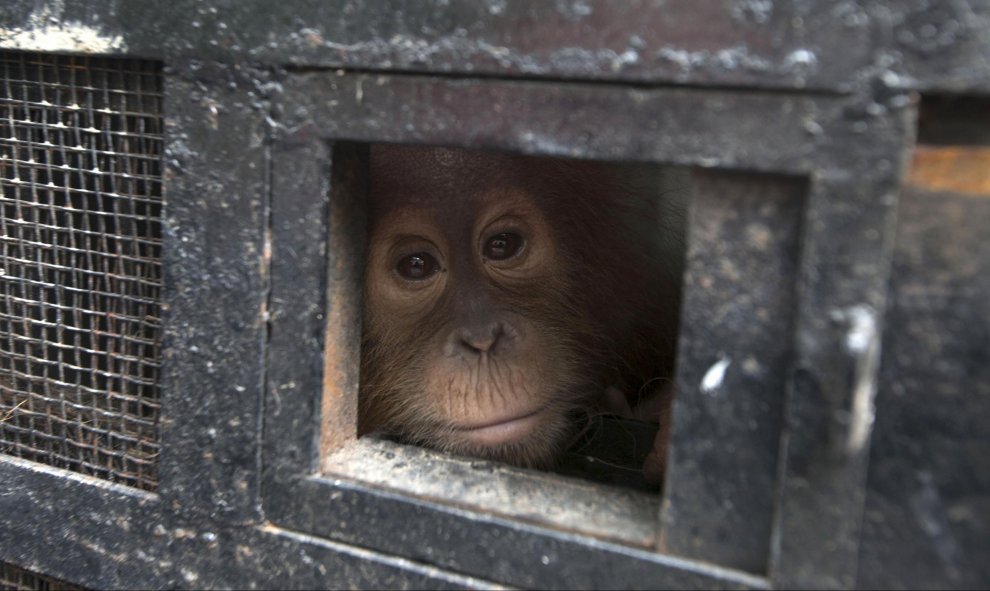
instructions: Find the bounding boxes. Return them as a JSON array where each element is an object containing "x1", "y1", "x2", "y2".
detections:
[
  {"x1": 842, "y1": 305, "x2": 876, "y2": 354},
  {"x1": 831, "y1": 305, "x2": 880, "y2": 454},
  {"x1": 488, "y1": 0, "x2": 507, "y2": 15},
  {"x1": 784, "y1": 48, "x2": 818, "y2": 69},
  {"x1": 180, "y1": 568, "x2": 199, "y2": 583},
  {"x1": 1, "y1": 6, "x2": 125, "y2": 53},
  {"x1": 657, "y1": 45, "x2": 772, "y2": 74},
  {"x1": 701, "y1": 357, "x2": 732, "y2": 395}
]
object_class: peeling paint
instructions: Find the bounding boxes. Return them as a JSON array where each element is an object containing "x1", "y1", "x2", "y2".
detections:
[
  {"x1": 0, "y1": 7, "x2": 125, "y2": 53},
  {"x1": 180, "y1": 567, "x2": 200, "y2": 583},
  {"x1": 657, "y1": 45, "x2": 773, "y2": 76}
]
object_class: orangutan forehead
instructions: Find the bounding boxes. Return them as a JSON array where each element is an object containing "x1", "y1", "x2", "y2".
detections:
[{"x1": 369, "y1": 144, "x2": 523, "y2": 211}]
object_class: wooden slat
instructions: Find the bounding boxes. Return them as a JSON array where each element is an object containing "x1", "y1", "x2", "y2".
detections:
[{"x1": 908, "y1": 146, "x2": 990, "y2": 196}]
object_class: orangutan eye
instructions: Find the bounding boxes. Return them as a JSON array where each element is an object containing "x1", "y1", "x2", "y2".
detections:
[
  {"x1": 396, "y1": 252, "x2": 440, "y2": 280},
  {"x1": 483, "y1": 232, "x2": 523, "y2": 261}
]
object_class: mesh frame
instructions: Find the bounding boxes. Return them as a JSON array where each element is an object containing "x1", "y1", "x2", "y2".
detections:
[{"x1": 0, "y1": 51, "x2": 164, "y2": 491}]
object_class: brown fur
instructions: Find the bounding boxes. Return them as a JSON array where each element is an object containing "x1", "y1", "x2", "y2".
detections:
[{"x1": 360, "y1": 145, "x2": 685, "y2": 474}]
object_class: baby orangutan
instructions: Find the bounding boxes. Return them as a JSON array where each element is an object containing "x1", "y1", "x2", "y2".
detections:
[{"x1": 359, "y1": 145, "x2": 685, "y2": 484}]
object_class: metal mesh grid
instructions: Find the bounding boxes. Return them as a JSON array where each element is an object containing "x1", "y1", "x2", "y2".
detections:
[
  {"x1": 0, "y1": 52, "x2": 163, "y2": 490},
  {"x1": 0, "y1": 562, "x2": 85, "y2": 591}
]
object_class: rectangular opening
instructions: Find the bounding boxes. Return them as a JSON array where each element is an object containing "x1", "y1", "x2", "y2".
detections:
[
  {"x1": 0, "y1": 51, "x2": 164, "y2": 491},
  {"x1": 317, "y1": 141, "x2": 689, "y2": 547},
  {"x1": 304, "y1": 142, "x2": 807, "y2": 566}
]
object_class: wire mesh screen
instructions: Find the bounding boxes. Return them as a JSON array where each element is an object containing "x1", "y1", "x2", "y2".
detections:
[
  {"x1": 0, "y1": 562, "x2": 85, "y2": 591},
  {"x1": 0, "y1": 52, "x2": 163, "y2": 490}
]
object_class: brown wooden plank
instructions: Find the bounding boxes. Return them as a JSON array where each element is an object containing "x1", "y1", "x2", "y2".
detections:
[{"x1": 908, "y1": 146, "x2": 990, "y2": 196}]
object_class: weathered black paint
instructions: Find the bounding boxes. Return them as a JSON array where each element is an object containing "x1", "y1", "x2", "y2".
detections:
[
  {"x1": 0, "y1": 1, "x2": 987, "y2": 590},
  {"x1": 158, "y1": 66, "x2": 272, "y2": 525},
  {"x1": 858, "y1": 186, "x2": 990, "y2": 590},
  {"x1": 663, "y1": 172, "x2": 806, "y2": 574},
  {"x1": 1, "y1": 0, "x2": 988, "y2": 93}
]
